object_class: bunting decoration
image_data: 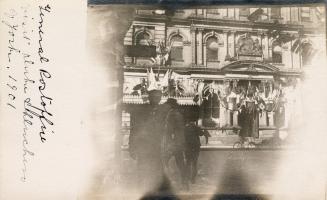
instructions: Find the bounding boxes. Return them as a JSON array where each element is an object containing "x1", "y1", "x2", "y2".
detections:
[
  {"x1": 160, "y1": 69, "x2": 170, "y2": 88},
  {"x1": 147, "y1": 68, "x2": 160, "y2": 91}
]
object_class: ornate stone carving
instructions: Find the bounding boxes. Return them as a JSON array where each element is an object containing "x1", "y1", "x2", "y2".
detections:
[
  {"x1": 183, "y1": 41, "x2": 191, "y2": 46},
  {"x1": 247, "y1": 64, "x2": 258, "y2": 72},
  {"x1": 236, "y1": 33, "x2": 263, "y2": 56}
]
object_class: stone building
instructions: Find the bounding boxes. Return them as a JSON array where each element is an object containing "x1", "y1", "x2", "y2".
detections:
[{"x1": 122, "y1": 5, "x2": 326, "y2": 147}]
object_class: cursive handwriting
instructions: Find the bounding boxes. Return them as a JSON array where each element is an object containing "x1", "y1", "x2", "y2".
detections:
[
  {"x1": 23, "y1": 53, "x2": 35, "y2": 93},
  {"x1": 21, "y1": 98, "x2": 35, "y2": 182},
  {"x1": 2, "y1": 10, "x2": 20, "y2": 62},
  {"x1": 2, "y1": 9, "x2": 19, "y2": 110},
  {"x1": 38, "y1": 4, "x2": 51, "y2": 63},
  {"x1": 24, "y1": 69, "x2": 53, "y2": 143},
  {"x1": 1, "y1": 3, "x2": 54, "y2": 182}
]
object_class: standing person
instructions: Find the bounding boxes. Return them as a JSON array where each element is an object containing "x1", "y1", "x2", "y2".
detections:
[
  {"x1": 161, "y1": 98, "x2": 188, "y2": 190},
  {"x1": 129, "y1": 89, "x2": 166, "y2": 192},
  {"x1": 184, "y1": 121, "x2": 210, "y2": 184}
]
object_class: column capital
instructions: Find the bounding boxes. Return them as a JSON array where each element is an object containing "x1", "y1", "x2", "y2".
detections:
[
  {"x1": 190, "y1": 26, "x2": 197, "y2": 32},
  {"x1": 222, "y1": 29, "x2": 231, "y2": 34},
  {"x1": 262, "y1": 32, "x2": 269, "y2": 37},
  {"x1": 258, "y1": 31, "x2": 265, "y2": 36},
  {"x1": 197, "y1": 27, "x2": 204, "y2": 32}
]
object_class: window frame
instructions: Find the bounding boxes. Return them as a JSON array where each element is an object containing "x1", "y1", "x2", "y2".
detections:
[
  {"x1": 206, "y1": 36, "x2": 219, "y2": 62},
  {"x1": 270, "y1": 7, "x2": 282, "y2": 19},
  {"x1": 300, "y1": 7, "x2": 311, "y2": 22},
  {"x1": 170, "y1": 35, "x2": 184, "y2": 62},
  {"x1": 239, "y1": 8, "x2": 250, "y2": 17}
]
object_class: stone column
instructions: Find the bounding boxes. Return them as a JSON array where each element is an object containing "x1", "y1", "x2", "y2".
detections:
[
  {"x1": 263, "y1": 33, "x2": 269, "y2": 60},
  {"x1": 259, "y1": 32, "x2": 264, "y2": 60},
  {"x1": 197, "y1": 28, "x2": 204, "y2": 65},
  {"x1": 221, "y1": 30, "x2": 229, "y2": 64},
  {"x1": 230, "y1": 31, "x2": 236, "y2": 58},
  {"x1": 268, "y1": 37, "x2": 273, "y2": 60},
  {"x1": 191, "y1": 26, "x2": 197, "y2": 66},
  {"x1": 225, "y1": 30, "x2": 230, "y2": 57}
]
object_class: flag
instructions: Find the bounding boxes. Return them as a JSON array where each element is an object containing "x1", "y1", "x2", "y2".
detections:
[
  {"x1": 147, "y1": 68, "x2": 159, "y2": 91},
  {"x1": 160, "y1": 70, "x2": 170, "y2": 87},
  {"x1": 291, "y1": 38, "x2": 301, "y2": 53},
  {"x1": 202, "y1": 84, "x2": 211, "y2": 97},
  {"x1": 150, "y1": 57, "x2": 156, "y2": 63}
]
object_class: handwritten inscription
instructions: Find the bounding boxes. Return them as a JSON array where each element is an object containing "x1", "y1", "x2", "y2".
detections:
[
  {"x1": 24, "y1": 69, "x2": 53, "y2": 143},
  {"x1": 38, "y1": 5, "x2": 51, "y2": 63},
  {"x1": 1, "y1": 4, "x2": 53, "y2": 182},
  {"x1": 2, "y1": 9, "x2": 19, "y2": 109}
]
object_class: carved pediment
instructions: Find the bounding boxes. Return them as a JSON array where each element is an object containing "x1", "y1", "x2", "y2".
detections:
[{"x1": 221, "y1": 60, "x2": 279, "y2": 73}]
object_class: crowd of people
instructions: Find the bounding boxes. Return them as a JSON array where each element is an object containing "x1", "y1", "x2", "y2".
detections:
[{"x1": 128, "y1": 89, "x2": 209, "y2": 192}]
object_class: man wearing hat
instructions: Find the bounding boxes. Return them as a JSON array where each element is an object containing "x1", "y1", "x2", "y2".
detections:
[
  {"x1": 160, "y1": 97, "x2": 188, "y2": 189},
  {"x1": 129, "y1": 89, "x2": 166, "y2": 192}
]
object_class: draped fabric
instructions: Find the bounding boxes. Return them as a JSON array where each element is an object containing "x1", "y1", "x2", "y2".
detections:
[
  {"x1": 274, "y1": 104, "x2": 285, "y2": 128},
  {"x1": 200, "y1": 92, "x2": 220, "y2": 127},
  {"x1": 238, "y1": 101, "x2": 259, "y2": 138},
  {"x1": 202, "y1": 93, "x2": 220, "y2": 118}
]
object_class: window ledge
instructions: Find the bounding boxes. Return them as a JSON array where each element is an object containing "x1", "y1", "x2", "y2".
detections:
[
  {"x1": 271, "y1": 63, "x2": 284, "y2": 66},
  {"x1": 270, "y1": 16, "x2": 283, "y2": 20}
]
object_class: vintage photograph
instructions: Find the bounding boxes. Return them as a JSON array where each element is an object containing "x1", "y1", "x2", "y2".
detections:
[{"x1": 86, "y1": 3, "x2": 327, "y2": 200}]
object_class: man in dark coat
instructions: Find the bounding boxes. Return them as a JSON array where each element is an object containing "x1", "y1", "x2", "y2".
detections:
[
  {"x1": 184, "y1": 121, "x2": 210, "y2": 184},
  {"x1": 129, "y1": 89, "x2": 166, "y2": 192},
  {"x1": 160, "y1": 98, "x2": 188, "y2": 189}
]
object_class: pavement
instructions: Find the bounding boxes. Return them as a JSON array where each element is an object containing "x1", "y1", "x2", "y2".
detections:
[{"x1": 82, "y1": 149, "x2": 285, "y2": 200}]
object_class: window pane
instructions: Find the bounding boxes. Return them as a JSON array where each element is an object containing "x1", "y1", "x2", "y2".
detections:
[
  {"x1": 171, "y1": 35, "x2": 183, "y2": 45},
  {"x1": 170, "y1": 35, "x2": 183, "y2": 61},
  {"x1": 171, "y1": 47, "x2": 183, "y2": 61},
  {"x1": 271, "y1": 8, "x2": 281, "y2": 18},
  {"x1": 272, "y1": 42, "x2": 282, "y2": 63},
  {"x1": 291, "y1": 7, "x2": 299, "y2": 22},
  {"x1": 301, "y1": 7, "x2": 311, "y2": 21},
  {"x1": 272, "y1": 52, "x2": 282, "y2": 63},
  {"x1": 207, "y1": 9, "x2": 220, "y2": 14},
  {"x1": 136, "y1": 32, "x2": 150, "y2": 45},
  {"x1": 239, "y1": 8, "x2": 250, "y2": 16},
  {"x1": 207, "y1": 37, "x2": 218, "y2": 61}
]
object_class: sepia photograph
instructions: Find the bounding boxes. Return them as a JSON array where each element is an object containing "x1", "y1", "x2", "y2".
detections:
[
  {"x1": 85, "y1": 2, "x2": 327, "y2": 200},
  {"x1": 1, "y1": 0, "x2": 327, "y2": 200}
]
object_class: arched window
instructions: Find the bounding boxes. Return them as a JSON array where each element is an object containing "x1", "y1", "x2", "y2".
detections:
[
  {"x1": 272, "y1": 41, "x2": 282, "y2": 63},
  {"x1": 170, "y1": 35, "x2": 184, "y2": 61},
  {"x1": 206, "y1": 36, "x2": 219, "y2": 61},
  {"x1": 135, "y1": 32, "x2": 150, "y2": 46}
]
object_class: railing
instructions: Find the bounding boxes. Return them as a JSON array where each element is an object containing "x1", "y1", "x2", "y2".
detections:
[{"x1": 123, "y1": 94, "x2": 198, "y2": 106}]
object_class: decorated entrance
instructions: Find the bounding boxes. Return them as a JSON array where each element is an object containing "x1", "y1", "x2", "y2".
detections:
[{"x1": 122, "y1": 60, "x2": 301, "y2": 148}]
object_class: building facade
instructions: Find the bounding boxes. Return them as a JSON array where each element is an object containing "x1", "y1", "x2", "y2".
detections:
[{"x1": 122, "y1": 5, "x2": 326, "y2": 148}]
